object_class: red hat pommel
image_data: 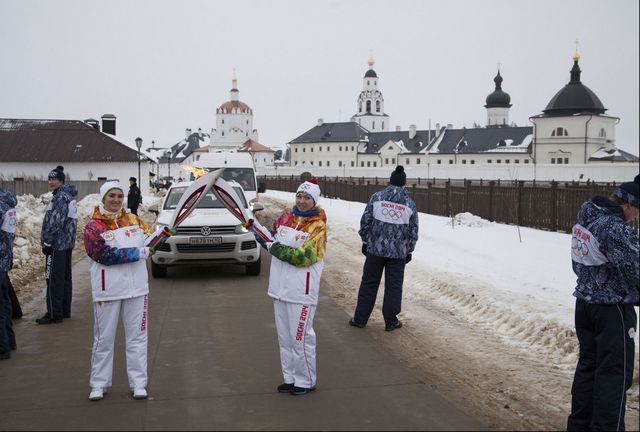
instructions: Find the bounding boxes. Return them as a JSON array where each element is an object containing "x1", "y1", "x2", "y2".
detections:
[{"x1": 308, "y1": 177, "x2": 318, "y2": 184}]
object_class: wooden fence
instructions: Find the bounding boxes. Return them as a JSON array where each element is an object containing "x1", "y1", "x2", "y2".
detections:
[
  {"x1": 0, "y1": 180, "x2": 104, "y2": 200},
  {"x1": 260, "y1": 175, "x2": 635, "y2": 234}
]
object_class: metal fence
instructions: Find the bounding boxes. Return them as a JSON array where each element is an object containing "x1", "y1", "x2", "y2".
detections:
[
  {"x1": 0, "y1": 180, "x2": 105, "y2": 200},
  {"x1": 260, "y1": 175, "x2": 635, "y2": 234}
]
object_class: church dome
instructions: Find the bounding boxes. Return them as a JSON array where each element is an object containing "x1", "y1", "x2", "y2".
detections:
[
  {"x1": 484, "y1": 71, "x2": 511, "y2": 108},
  {"x1": 217, "y1": 100, "x2": 251, "y2": 114},
  {"x1": 364, "y1": 69, "x2": 378, "y2": 78},
  {"x1": 543, "y1": 56, "x2": 606, "y2": 116}
]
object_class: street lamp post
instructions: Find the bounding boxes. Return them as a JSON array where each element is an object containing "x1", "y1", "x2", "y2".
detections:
[
  {"x1": 165, "y1": 150, "x2": 171, "y2": 179},
  {"x1": 135, "y1": 137, "x2": 142, "y2": 187}
]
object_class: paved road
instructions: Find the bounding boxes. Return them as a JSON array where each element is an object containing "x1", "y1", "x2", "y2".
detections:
[{"x1": 0, "y1": 256, "x2": 484, "y2": 431}]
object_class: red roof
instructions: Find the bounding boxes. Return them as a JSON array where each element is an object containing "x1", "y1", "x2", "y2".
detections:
[
  {"x1": 238, "y1": 139, "x2": 274, "y2": 153},
  {"x1": 217, "y1": 100, "x2": 252, "y2": 113},
  {"x1": 0, "y1": 118, "x2": 139, "y2": 162}
]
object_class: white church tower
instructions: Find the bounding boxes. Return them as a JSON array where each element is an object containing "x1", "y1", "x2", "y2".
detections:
[
  {"x1": 210, "y1": 71, "x2": 259, "y2": 151},
  {"x1": 351, "y1": 53, "x2": 390, "y2": 131},
  {"x1": 484, "y1": 69, "x2": 512, "y2": 127}
]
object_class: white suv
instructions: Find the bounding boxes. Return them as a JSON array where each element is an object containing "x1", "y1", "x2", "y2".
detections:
[{"x1": 150, "y1": 181, "x2": 261, "y2": 278}]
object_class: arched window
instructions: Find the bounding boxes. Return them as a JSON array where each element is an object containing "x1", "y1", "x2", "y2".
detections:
[
  {"x1": 366, "y1": 100, "x2": 371, "y2": 113},
  {"x1": 599, "y1": 128, "x2": 606, "y2": 138},
  {"x1": 376, "y1": 100, "x2": 380, "y2": 113},
  {"x1": 372, "y1": 121, "x2": 375, "y2": 130},
  {"x1": 359, "y1": 102, "x2": 362, "y2": 113},
  {"x1": 551, "y1": 127, "x2": 568, "y2": 137}
]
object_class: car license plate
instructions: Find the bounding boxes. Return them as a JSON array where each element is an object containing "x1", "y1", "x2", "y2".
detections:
[{"x1": 189, "y1": 236, "x2": 222, "y2": 245}]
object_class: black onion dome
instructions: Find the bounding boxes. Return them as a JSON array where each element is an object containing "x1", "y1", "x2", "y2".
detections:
[
  {"x1": 364, "y1": 69, "x2": 378, "y2": 78},
  {"x1": 543, "y1": 59, "x2": 606, "y2": 115},
  {"x1": 484, "y1": 71, "x2": 511, "y2": 108}
]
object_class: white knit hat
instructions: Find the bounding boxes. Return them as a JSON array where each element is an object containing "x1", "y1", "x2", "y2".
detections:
[
  {"x1": 100, "y1": 180, "x2": 124, "y2": 202},
  {"x1": 296, "y1": 178, "x2": 321, "y2": 204}
]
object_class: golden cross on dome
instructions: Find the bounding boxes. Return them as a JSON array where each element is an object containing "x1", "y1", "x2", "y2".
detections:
[{"x1": 573, "y1": 39, "x2": 580, "y2": 62}]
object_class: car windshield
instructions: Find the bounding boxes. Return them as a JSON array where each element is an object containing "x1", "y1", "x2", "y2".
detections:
[
  {"x1": 221, "y1": 168, "x2": 256, "y2": 191},
  {"x1": 163, "y1": 186, "x2": 248, "y2": 210}
]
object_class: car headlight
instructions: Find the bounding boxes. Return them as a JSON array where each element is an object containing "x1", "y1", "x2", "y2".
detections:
[{"x1": 235, "y1": 224, "x2": 249, "y2": 234}]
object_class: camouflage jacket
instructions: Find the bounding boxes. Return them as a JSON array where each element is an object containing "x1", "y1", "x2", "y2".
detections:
[
  {"x1": 571, "y1": 196, "x2": 639, "y2": 304},
  {"x1": 40, "y1": 184, "x2": 78, "y2": 251},
  {"x1": 0, "y1": 189, "x2": 17, "y2": 272}
]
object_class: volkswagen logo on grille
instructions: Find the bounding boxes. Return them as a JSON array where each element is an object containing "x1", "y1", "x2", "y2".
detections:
[{"x1": 201, "y1": 226, "x2": 212, "y2": 236}]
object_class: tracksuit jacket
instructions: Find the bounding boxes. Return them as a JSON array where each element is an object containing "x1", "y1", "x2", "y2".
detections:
[
  {"x1": 0, "y1": 189, "x2": 17, "y2": 272},
  {"x1": 571, "y1": 196, "x2": 639, "y2": 305},
  {"x1": 359, "y1": 185, "x2": 419, "y2": 259},
  {"x1": 40, "y1": 184, "x2": 78, "y2": 251},
  {"x1": 267, "y1": 207, "x2": 327, "y2": 306},
  {"x1": 84, "y1": 206, "x2": 152, "y2": 301}
]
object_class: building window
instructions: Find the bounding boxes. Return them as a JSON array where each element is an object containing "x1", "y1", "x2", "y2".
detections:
[
  {"x1": 339, "y1": 161, "x2": 342, "y2": 167},
  {"x1": 406, "y1": 158, "x2": 410, "y2": 165},
  {"x1": 303, "y1": 148, "x2": 306, "y2": 152},
  {"x1": 551, "y1": 158, "x2": 556, "y2": 164},
  {"x1": 295, "y1": 148, "x2": 298, "y2": 152},
  {"x1": 373, "y1": 161, "x2": 376, "y2": 167},
  {"x1": 385, "y1": 158, "x2": 389, "y2": 164},
  {"x1": 599, "y1": 128, "x2": 606, "y2": 138},
  {"x1": 505, "y1": 159, "x2": 510, "y2": 164},
  {"x1": 564, "y1": 157, "x2": 569, "y2": 164},
  {"x1": 327, "y1": 161, "x2": 330, "y2": 167},
  {"x1": 388, "y1": 146, "x2": 393, "y2": 150},
  {"x1": 367, "y1": 161, "x2": 371, "y2": 167},
  {"x1": 488, "y1": 159, "x2": 492, "y2": 163},
  {"x1": 437, "y1": 160, "x2": 442, "y2": 164},
  {"x1": 372, "y1": 121, "x2": 375, "y2": 130},
  {"x1": 351, "y1": 161, "x2": 355, "y2": 167},
  {"x1": 295, "y1": 161, "x2": 298, "y2": 166},
  {"x1": 462, "y1": 160, "x2": 467, "y2": 164},
  {"x1": 416, "y1": 158, "x2": 421, "y2": 164},
  {"x1": 311, "y1": 147, "x2": 314, "y2": 152},
  {"x1": 351, "y1": 146, "x2": 354, "y2": 151},
  {"x1": 366, "y1": 100, "x2": 371, "y2": 113},
  {"x1": 359, "y1": 102, "x2": 362, "y2": 113},
  {"x1": 449, "y1": 160, "x2": 453, "y2": 164},
  {"x1": 319, "y1": 161, "x2": 322, "y2": 167},
  {"x1": 326, "y1": 147, "x2": 329, "y2": 151},
  {"x1": 222, "y1": 131, "x2": 224, "y2": 136},
  {"x1": 361, "y1": 161, "x2": 364, "y2": 167},
  {"x1": 551, "y1": 127, "x2": 568, "y2": 137},
  {"x1": 246, "y1": 120, "x2": 248, "y2": 125},
  {"x1": 525, "y1": 159, "x2": 530, "y2": 164},
  {"x1": 376, "y1": 100, "x2": 380, "y2": 113},
  {"x1": 515, "y1": 159, "x2": 520, "y2": 164},
  {"x1": 222, "y1": 119, "x2": 224, "y2": 124},
  {"x1": 392, "y1": 158, "x2": 396, "y2": 164},
  {"x1": 382, "y1": 121, "x2": 384, "y2": 129},
  {"x1": 497, "y1": 159, "x2": 501, "y2": 163}
]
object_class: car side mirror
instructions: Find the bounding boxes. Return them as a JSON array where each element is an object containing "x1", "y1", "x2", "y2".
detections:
[
  {"x1": 251, "y1": 202, "x2": 264, "y2": 213},
  {"x1": 258, "y1": 182, "x2": 266, "y2": 193}
]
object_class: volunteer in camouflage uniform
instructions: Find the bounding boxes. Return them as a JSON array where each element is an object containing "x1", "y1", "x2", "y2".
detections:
[
  {"x1": 36, "y1": 166, "x2": 78, "y2": 324},
  {"x1": 567, "y1": 174, "x2": 639, "y2": 432},
  {"x1": 350, "y1": 166, "x2": 419, "y2": 331},
  {"x1": 0, "y1": 188, "x2": 17, "y2": 359}
]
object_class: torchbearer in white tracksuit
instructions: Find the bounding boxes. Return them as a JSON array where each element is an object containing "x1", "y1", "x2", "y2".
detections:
[
  {"x1": 258, "y1": 178, "x2": 327, "y2": 396},
  {"x1": 83, "y1": 181, "x2": 155, "y2": 402}
]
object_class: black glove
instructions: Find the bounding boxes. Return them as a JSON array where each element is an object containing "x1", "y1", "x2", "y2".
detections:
[
  {"x1": 361, "y1": 243, "x2": 368, "y2": 256},
  {"x1": 405, "y1": 253, "x2": 412, "y2": 264},
  {"x1": 42, "y1": 245, "x2": 53, "y2": 255}
]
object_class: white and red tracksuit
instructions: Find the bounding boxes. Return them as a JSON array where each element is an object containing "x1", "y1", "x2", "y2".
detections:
[
  {"x1": 267, "y1": 208, "x2": 327, "y2": 389},
  {"x1": 84, "y1": 207, "x2": 152, "y2": 390}
]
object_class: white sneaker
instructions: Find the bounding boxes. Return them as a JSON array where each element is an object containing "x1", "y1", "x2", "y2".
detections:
[
  {"x1": 132, "y1": 387, "x2": 148, "y2": 399},
  {"x1": 89, "y1": 387, "x2": 104, "y2": 401}
]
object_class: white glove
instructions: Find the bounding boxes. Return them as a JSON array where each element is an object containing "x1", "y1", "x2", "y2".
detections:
[{"x1": 139, "y1": 247, "x2": 151, "y2": 260}]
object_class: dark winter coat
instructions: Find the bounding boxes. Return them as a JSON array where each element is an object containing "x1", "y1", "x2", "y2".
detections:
[
  {"x1": 0, "y1": 189, "x2": 17, "y2": 272},
  {"x1": 571, "y1": 196, "x2": 639, "y2": 305},
  {"x1": 359, "y1": 185, "x2": 419, "y2": 259},
  {"x1": 40, "y1": 184, "x2": 78, "y2": 251},
  {"x1": 128, "y1": 184, "x2": 142, "y2": 208}
]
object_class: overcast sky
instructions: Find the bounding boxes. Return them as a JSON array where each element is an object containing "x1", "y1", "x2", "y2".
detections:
[{"x1": 2, "y1": 0, "x2": 638, "y2": 155}]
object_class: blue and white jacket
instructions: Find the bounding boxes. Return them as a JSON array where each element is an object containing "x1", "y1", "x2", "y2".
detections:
[
  {"x1": 41, "y1": 184, "x2": 78, "y2": 251},
  {"x1": 359, "y1": 185, "x2": 419, "y2": 259},
  {"x1": 0, "y1": 189, "x2": 17, "y2": 272},
  {"x1": 571, "y1": 196, "x2": 639, "y2": 305}
]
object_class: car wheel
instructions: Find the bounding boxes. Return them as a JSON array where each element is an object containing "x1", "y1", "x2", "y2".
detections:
[
  {"x1": 246, "y1": 257, "x2": 261, "y2": 276},
  {"x1": 151, "y1": 260, "x2": 167, "y2": 278}
]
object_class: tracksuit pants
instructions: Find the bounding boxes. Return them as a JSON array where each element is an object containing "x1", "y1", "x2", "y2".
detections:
[
  {"x1": 0, "y1": 271, "x2": 16, "y2": 356},
  {"x1": 567, "y1": 299, "x2": 637, "y2": 432},
  {"x1": 90, "y1": 295, "x2": 148, "y2": 389},
  {"x1": 353, "y1": 254, "x2": 406, "y2": 326},
  {"x1": 274, "y1": 300, "x2": 317, "y2": 389},
  {"x1": 45, "y1": 249, "x2": 73, "y2": 320}
]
